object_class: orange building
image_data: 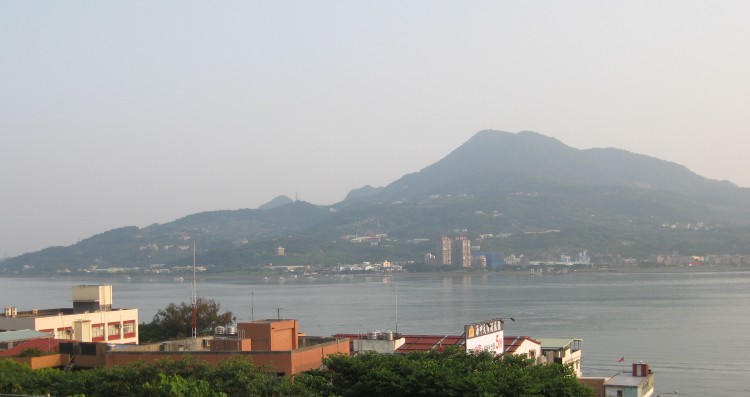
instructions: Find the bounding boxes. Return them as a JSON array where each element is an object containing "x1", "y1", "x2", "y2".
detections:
[{"x1": 14, "y1": 319, "x2": 349, "y2": 375}]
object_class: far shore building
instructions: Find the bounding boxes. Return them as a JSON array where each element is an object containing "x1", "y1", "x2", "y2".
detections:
[
  {"x1": 441, "y1": 236, "x2": 472, "y2": 267},
  {"x1": 0, "y1": 285, "x2": 138, "y2": 345}
]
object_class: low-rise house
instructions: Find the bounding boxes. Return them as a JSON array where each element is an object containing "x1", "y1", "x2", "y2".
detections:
[
  {"x1": 539, "y1": 338, "x2": 583, "y2": 376},
  {"x1": 603, "y1": 362, "x2": 655, "y2": 397}
]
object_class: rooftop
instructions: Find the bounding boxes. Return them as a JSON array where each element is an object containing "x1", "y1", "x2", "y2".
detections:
[
  {"x1": 605, "y1": 372, "x2": 651, "y2": 388},
  {"x1": 0, "y1": 338, "x2": 63, "y2": 357},
  {"x1": 538, "y1": 338, "x2": 582, "y2": 349},
  {"x1": 333, "y1": 334, "x2": 541, "y2": 354},
  {"x1": 0, "y1": 329, "x2": 53, "y2": 343}
]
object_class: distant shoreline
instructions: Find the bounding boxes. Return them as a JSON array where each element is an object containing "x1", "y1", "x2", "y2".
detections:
[{"x1": 3, "y1": 264, "x2": 749, "y2": 282}]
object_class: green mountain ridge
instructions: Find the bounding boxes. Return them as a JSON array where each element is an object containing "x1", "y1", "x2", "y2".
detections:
[{"x1": 4, "y1": 130, "x2": 750, "y2": 274}]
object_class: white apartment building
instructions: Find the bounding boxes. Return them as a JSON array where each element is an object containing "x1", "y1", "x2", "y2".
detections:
[{"x1": 0, "y1": 285, "x2": 138, "y2": 345}]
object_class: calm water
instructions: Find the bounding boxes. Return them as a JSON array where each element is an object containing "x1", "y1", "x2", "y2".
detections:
[{"x1": 2, "y1": 270, "x2": 749, "y2": 396}]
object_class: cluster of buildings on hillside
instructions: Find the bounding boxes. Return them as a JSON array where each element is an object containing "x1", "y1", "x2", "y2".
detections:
[{"x1": 0, "y1": 285, "x2": 656, "y2": 396}]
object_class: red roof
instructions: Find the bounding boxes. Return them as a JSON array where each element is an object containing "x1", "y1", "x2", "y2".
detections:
[
  {"x1": 332, "y1": 333, "x2": 539, "y2": 354},
  {"x1": 502, "y1": 336, "x2": 541, "y2": 354},
  {"x1": 396, "y1": 334, "x2": 465, "y2": 353},
  {"x1": 0, "y1": 338, "x2": 63, "y2": 357}
]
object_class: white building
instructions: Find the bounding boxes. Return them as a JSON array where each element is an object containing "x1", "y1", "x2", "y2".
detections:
[
  {"x1": 0, "y1": 285, "x2": 138, "y2": 345},
  {"x1": 503, "y1": 335, "x2": 542, "y2": 363},
  {"x1": 604, "y1": 362, "x2": 655, "y2": 397},
  {"x1": 538, "y1": 338, "x2": 583, "y2": 376}
]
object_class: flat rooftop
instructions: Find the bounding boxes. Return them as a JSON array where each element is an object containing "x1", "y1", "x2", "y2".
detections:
[{"x1": 605, "y1": 372, "x2": 649, "y2": 387}]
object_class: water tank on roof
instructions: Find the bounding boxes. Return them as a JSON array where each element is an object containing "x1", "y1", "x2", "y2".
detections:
[
  {"x1": 385, "y1": 330, "x2": 394, "y2": 340},
  {"x1": 367, "y1": 331, "x2": 377, "y2": 340},
  {"x1": 226, "y1": 326, "x2": 236, "y2": 335},
  {"x1": 215, "y1": 326, "x2": 225, "y2": 335}
]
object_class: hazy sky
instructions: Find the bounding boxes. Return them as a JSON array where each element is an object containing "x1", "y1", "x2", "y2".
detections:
[{"x1": 2, "y1": 1, "x2": 749, "y2": 257}]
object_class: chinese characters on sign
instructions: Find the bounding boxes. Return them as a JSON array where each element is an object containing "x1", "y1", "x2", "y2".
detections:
[{"x1": 464, "y1": 318, "x2": 505, "y2": 354}]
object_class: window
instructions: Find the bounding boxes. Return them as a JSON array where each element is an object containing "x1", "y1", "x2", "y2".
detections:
[
  {"x1": 108, "y1": 324, "x2": 119, "y2": 336},
  {"x1": 616, "y1": 390, "x2": 623, "y2": 397},
  {"x1": 123, "y1": 322, "x2": 134, "y2": 334},
  {"x1": 58, "y1": 328, "x2": 73, "y2": 340},
  {"x1": 92, "y1": 325, "x2": 103, "y2": 337}
]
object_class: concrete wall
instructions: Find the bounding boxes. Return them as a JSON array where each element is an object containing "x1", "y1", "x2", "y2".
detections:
[
  {"x1": 237, "y1": 319, "x2": 298, "y2": 351},
  {"x1": 352, "y1": 337, "x2": 405, "y2": 354},
  {"x1": 211, "y1": 338, "x2": 252, "y2": 352},
  {"x1": 104, "y1": 337, "x2": 350, "y2": 375},
  {"x1": 291, "y1": 338, "x2": 349, "y2": 373},
  {"x1": 11, "y1": 354, "x2": 67, "y2": 370}
]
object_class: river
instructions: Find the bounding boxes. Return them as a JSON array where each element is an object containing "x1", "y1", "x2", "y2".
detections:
[{"x1": 1, "y1": 269, "x2": 749, "y2": 396}]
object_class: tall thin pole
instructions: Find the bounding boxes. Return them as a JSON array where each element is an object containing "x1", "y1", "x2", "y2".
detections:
[
  {"x1": 251, "y1": 291, "x2": 254, "y2": 322},
  {"x1": 192, "y1": 240, "x2": 197, "y2": 338},
  {"x1": 395, "y1": 287, "x2": 399, "y2": 333}
]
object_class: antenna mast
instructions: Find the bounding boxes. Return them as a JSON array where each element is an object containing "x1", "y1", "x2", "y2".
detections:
[{"x1": 192, "y1": 240, "x2": 197, "y2": 338}]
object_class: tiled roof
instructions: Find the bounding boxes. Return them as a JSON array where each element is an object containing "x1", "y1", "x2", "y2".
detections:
[
  {"x1": 0, "y1": 338, "x2": 63, "y2": 357},
  {"x1": 503, "y1": 336, "x2": 541, "y2": 354},
  {"x1": 396, "y1": 335, "x2": 465, "y2": 353}
]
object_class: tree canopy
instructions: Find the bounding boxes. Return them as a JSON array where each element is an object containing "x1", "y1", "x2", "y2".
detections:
[
  {"x1": 1, "y1": 349, "x2": 595, "y2": 397},
  {"x1": 299, "y1": 348, "x2": 594, "y2": 397},
  {"x1": 140, "y1": 297, "x2": 234, "y2": 342}
]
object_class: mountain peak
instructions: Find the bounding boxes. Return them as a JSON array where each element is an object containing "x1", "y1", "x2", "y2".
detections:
[{"x1": 258, "y1": 195, "x2": 295, "y2": 210}]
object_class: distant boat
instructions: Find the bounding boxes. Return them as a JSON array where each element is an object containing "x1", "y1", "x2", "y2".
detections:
[{"x1": 174, "y1": 276, "x2": 185, "y2": 282}]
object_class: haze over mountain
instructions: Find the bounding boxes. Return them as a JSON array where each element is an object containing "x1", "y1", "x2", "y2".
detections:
[{"x1": 3, "y1": 130, "x2": 749, "y2": 274}]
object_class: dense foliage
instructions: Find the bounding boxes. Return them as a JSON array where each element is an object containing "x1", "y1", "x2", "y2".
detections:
[
  {"x1": 301, "y1": 348, "x2": 593, "y2": 397},
  {"x1": 0, "y1": 348, "x2": 593, "y2": 397},
  {"x1": 139, "y1": 297, "x2": 234, "y2": 342}
]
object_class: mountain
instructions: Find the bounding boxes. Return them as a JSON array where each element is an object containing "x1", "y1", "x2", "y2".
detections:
[
  {"x1": 258, "y1": 195, "x2": 295, "y2": 210},
  {"x1": 4, "y1": 130, "x2": 750, "y2": 274},
  {"x1": 381, "y1": 130, "x2": 735, "y2": 199},
  {"x1": 344, "y1": 185, "x2": 385, "y2": 201}
]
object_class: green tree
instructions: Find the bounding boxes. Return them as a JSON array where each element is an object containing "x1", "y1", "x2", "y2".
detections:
[
  {"x1": 142, "y1": 297, "x2": 234, "y2": 342},
  {"x1": 143, "y1": 373, "x2": 227, "y2": 397},
  {"x1": 304, "y1": 348, "x2": 594, "y2": 397}
]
